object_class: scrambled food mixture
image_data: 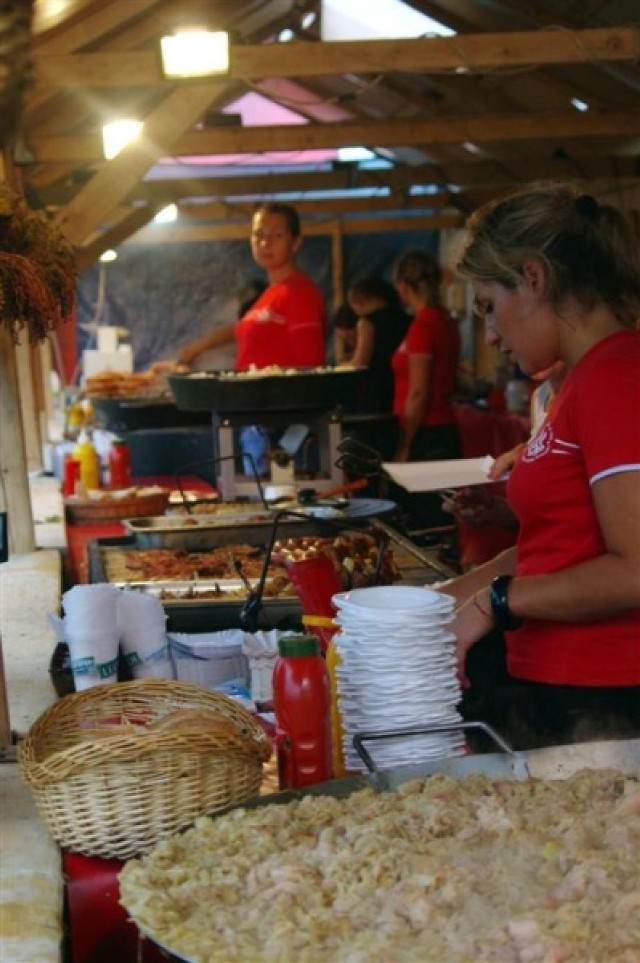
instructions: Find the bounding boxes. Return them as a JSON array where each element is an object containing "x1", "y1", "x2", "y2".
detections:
[
  {"x1": 120, "y1": 770, "x2": 640, "y2": 963},
  {"x1": 192, "y1": 365, "x2": 356, "y2": 380}
]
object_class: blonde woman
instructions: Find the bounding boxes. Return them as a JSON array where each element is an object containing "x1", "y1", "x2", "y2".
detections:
[{"x1": 445, "y1": 183, "x2": 640, "y2": 749}]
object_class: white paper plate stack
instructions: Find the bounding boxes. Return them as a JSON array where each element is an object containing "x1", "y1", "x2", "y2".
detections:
[{"x1": 332, "y1": 585, "x2": 465, "y2": 772}]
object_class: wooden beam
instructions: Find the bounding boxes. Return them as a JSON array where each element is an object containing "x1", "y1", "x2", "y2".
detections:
[
  {"x1": 33, "y1": 108, "x2": 640, "y2": 167},
  {"x1": 75, "y1": 204, "x2": 159, "y2": 271},
  {"x1": 33, "y1": 0, "x2": 160, "y2": 52},
  {"x1": 36, "y1": 155, "x2": 640, "y2": 211},
  {"x1": 176, "y1": 191, "x2": 452, "y2": 220},
  {"x1": 124, "y1": 211, "x2": 464, "y2": 244},
  {"x1": 52, "y1": 84, "x2": 222, "y2": 247},
  {"x1": 33, "y1": 27, "x2": 640, "y2": 87}
]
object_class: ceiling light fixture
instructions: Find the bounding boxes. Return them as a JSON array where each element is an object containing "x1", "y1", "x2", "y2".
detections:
[
  {"x1": 338, "y1": 146, "x2": 376, "y2": 163},
  {"x1": 154, "y1": 203, "x2": 178, "y2": 224},
  {"x1": 160, "y1": 29, "x2": 229, "y2": 78},
  {"x1": 570, "y1": 97, "x2": 589, "y2": 112},
  {"x1": 101, "y1": 119, "x2": 143, "y2": 160}
]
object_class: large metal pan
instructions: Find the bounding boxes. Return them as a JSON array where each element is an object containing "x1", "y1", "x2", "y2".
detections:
[
  {"x1": 130, "y1": 722, "x2": 640, "y2": 963},
  {"x1": 88, "y1": 395, "x2": 210, "y2": 431},
  {"x1": 168, "y1": 366, "x2": 366, "y2": 413}
]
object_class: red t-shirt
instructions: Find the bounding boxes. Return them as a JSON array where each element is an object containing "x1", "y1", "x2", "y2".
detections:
[
  {"x1": 391, "y1": 305, "x2": 460, "y2": 425},
  {"x1": 507, "y1": 331, "x2": 640, "y2": 685},
  {"x1": 235, "y1": 271, "x2": 326, "y2": 370}
]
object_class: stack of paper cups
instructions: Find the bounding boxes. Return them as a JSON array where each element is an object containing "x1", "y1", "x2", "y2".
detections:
[
  {"x1": 118, "y1": 590, "x2": 172, "y2": 680},
  {"x1": 62, "y1": 584, "x2": 121, "y2": 691}
]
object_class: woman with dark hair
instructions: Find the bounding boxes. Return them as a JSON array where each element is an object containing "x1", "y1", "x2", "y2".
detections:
[
  {"x1": 444, "y1": 182, "x2": 640, "y2": 749},
  {"x1": 347, "y1": 275, "x2": 409, "y2": 416},
  {"x1": 178, "y1": 202, "x2": 326, "y2": 369},
  {"x1": 386, "y1": 250, "x2": 461, "y2": 530},
  {"x1": 391, "y1": 250, "x2": 461, "y2": 464},
  {"x1": 332, "y1": 301, "x2": 359, "y2": 364}
]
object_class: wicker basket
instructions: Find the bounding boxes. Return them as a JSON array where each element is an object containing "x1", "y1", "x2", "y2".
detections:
[
  {"x1": 64, "y1": 489, "x2": 170, "y2": 524},
  {"x1": 18, "y1": 680, "x2": 272, "y2": 859}
]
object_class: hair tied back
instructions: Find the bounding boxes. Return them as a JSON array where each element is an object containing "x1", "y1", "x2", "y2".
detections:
[{"x1": 576, "y1": 194, "x2": 599, "y2": 222}]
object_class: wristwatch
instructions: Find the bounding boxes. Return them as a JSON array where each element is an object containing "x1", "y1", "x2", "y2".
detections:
[{"x1": 490, "y1": 575, "x2": 523, "y2": 631}]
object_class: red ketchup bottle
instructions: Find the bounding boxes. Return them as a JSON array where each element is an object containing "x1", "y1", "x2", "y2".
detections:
[
  {"x1": 273, "y1": 634, "x2": 333, "y2": 789},
  {"x1": 285, "y1": 555, "x2": 343, "y2": 655},
  {"x1": 109, "y1": 438, "x2": 131, "y2": 489}
]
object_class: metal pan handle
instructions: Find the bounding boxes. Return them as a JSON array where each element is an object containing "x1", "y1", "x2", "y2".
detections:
[{"x1": 353, "y1": 720, "x2": 516, "y2": 773}]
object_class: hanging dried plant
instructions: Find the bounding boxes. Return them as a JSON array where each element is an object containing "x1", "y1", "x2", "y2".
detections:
[{"x1": 0, "y1": 185, "x2": 76, "y2": 343}]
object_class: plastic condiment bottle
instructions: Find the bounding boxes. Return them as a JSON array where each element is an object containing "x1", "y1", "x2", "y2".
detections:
[
  {"x1": 273, "y1": 634, "x2": 333, "y2": 789},
  {"x1": 285, "y1": 555, "x2": 347, "y2": 776},
  {"x1": 109, "y1": 437, "x2": 131, "y2": 489},
  {"x1": 72, "y1": 429, "x2": 101, "y2": 491}
]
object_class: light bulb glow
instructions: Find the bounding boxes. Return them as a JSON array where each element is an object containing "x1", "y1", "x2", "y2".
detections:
[
  {"x1": 160, "y1": 30, "x2": 229, "y2": 78},
  {"x1": 102, "y1": 119, "x2": 143, "y2": 160}
]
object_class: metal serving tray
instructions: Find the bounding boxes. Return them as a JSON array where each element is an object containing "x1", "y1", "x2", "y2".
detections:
[
  {"x1": 135, "y1": 722, "x2": 640, "y2": 963},
  {"x1": 123, "y1": 512, "x2": 322, "y2": 550},
  {"x1": 122, "y1": 507, "x2": 280, "y2": 549},
  {"x1": 88, "y1": 538, "x2": 303, "y2": 633}
]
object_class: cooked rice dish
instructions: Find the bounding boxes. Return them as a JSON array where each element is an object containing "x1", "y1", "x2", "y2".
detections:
[{"x1": 119, "y1": 770, "x2": 640, "y2": 962}]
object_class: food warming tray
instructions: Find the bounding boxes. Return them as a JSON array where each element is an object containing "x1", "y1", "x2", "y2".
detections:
[
  {"x1": 123, "y1": 502, "x2": 399, "y2": 550},
  {"x1": 168, "y1": 366, "x2": 366, "y2": 413},
  {"x1": 122, "y1": 512, "x2": 328, "y2": 550},
  {"x1": 129, "y1": 723, "x2": 640, "y2": 963},
  {"x1": 88, "y1": 536, "x2": 303, "y2": 633}
]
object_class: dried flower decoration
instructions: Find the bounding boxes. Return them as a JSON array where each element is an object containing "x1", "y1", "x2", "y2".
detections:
[{"x1": 0, "y1": 185, "x2": 76, "y2": 343}]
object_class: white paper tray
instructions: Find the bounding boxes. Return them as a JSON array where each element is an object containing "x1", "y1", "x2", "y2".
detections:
[{"x1": 382, "y1": 455, "x2": 496, "y2": 492}]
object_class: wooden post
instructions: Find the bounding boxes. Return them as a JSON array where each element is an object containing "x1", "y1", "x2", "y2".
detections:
[
  {"x1": 0, "y1": 324, "x2": 36, "y2": 554},
  {"x1": 330, "y1": 218, "x2": 345, "y2": 362},
  {"x1": 15, "y1": 336, "x2": 42, "y2": 472},
  {"x1": 0, "y1": 632, "x2": 12, "y2": 752}
]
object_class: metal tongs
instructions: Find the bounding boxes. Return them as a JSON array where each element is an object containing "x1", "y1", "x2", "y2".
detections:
[
  {"x1": 335, "y1": 435, "x2": 386, "y2": 484},
  {"x1": 173, "y1": 453, "x2": 268, "y2": 513}
]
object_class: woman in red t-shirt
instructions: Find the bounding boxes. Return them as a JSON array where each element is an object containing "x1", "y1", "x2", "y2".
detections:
[
  {"x1": 392, "y1": 250, "x2": 461, "y2": 463},
  {"x1": 443, "y1": 183, "x2": 640, "y2": 750},
  {"x1": 389, "y1": 250, "x2": 462, "y2": 529},
  {"x1": 178, "y1": 202, "x2": 325, "y2": 369}
]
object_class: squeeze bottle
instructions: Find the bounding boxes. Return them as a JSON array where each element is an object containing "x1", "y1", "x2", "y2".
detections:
[
  {"x1": 109, "y1": 438, "x2": 132, "y2": 489},
  {"x1": 72, "y1": 430, "x2": 101, "y2": 491},
  {"x1": 273, "y1": 634, "x2": 333, "y2": 789},
  {"x1": 285, "y1": 555, "x2": 346, "y2": 775}
]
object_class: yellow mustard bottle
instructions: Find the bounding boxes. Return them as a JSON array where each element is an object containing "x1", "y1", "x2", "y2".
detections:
[
  {"x1": 325, "y1": 636, "x2": 346, "y2": 778},
  {"x1": 72, "y1": 429, "x2": 101, "y2": 491}
]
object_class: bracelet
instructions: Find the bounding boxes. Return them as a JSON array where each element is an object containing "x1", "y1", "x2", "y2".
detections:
[{"x1": 489, "y1": 575, "x2": 523, "y2": 631}]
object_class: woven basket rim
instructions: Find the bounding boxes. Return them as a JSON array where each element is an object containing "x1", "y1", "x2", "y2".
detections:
[
  {"x1": 64, "y1": 491, "x2": 170, "y2": 522},
  {"x1": 64, "y1": 488, "x2": 170, "y2": 507},
  {"x1": 19, "y1": 680, "x2": 272, "y2": 787}
]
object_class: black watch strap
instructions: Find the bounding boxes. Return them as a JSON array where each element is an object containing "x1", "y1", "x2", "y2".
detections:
[{"x1": 490, "y1": 575, "x2": 523, "y2": 631}]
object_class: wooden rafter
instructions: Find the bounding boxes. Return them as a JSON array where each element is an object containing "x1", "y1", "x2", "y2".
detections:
[
  {"x1": 32, "y1": 27, "x2": 640, "y2": 87},
  {"x1": 32, "y1": 108, "x2": 640, "y2": 166}
]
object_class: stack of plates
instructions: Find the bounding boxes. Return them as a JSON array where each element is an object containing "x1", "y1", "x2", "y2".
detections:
[{"x1": 332, "y1": 585, "x2": 465, "y2": 772}]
